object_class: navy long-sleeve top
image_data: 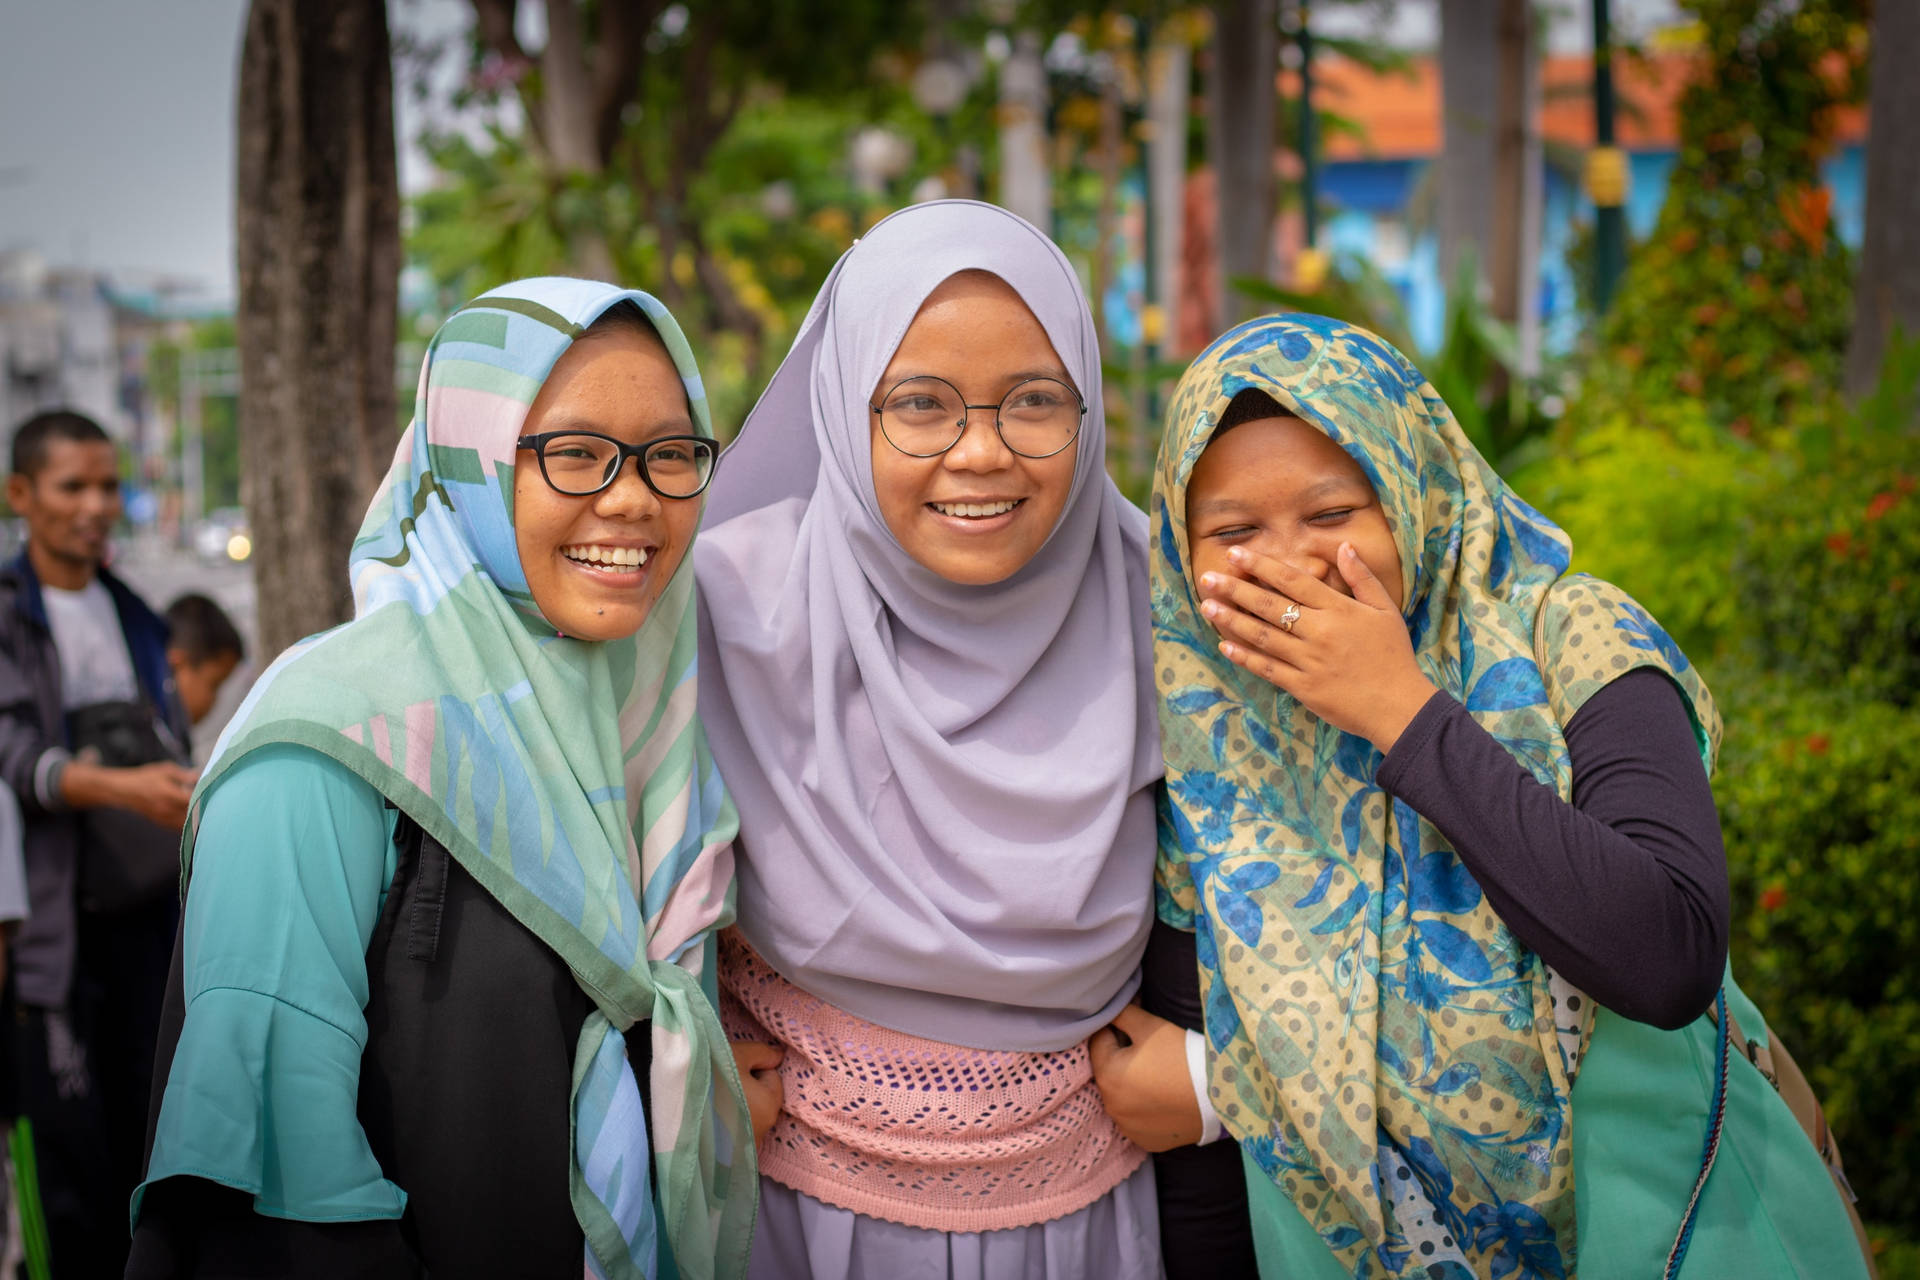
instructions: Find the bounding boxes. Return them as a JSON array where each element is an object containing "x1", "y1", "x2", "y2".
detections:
[
  {"x1": 1146, "y1": 666, "x2": 1730, "y2": 1035},
  {"x1": 1376, "y1": 666, "x2": 1729, "y2": 1029}
]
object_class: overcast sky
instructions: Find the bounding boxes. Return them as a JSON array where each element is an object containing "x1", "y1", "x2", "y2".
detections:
[{"x1": 0, "y1": 0, "x2": 1686, "y2": 308}]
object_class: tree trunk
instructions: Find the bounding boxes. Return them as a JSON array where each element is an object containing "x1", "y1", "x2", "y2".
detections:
[
  {"x1": 236, "y1": 0, "x2": 399, "y2": 657},
  {"x1": 1486, "y1": 0, "x2": 1531, "y2": 326},
  {"x1": 1147, "y1": 32, "x2": 1190, "y2": 349},
  {"x1": 1091, "y1": 49, "x2": 1124, "y2": 358},
  {"x1": 1845, "y1": 0, "x2": 1920, "y2": 398},
  {"x1": 1209, "y1": 0, "x2": 1279, "y2": 325},
  {"x1": 997, "y1": 31, "x2": 1052, "y2": 232},
  {"x1": 1438, "y1": 0, "x2": 1499, "y2": 292}
]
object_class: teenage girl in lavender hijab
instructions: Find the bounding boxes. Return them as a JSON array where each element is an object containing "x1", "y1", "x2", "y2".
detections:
[{"x1": 695, "y1": 200, "x2": 1165, "y2": 1277}]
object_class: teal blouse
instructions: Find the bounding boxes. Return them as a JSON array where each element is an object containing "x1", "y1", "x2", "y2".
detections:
[{"x1": 132, "y1": 744, "x2": 407, "y2": 1226}]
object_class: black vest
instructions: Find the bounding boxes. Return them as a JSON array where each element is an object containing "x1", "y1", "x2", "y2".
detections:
[{"x1": 133, "y1": 819, "x2": 652, "y2": 1278}]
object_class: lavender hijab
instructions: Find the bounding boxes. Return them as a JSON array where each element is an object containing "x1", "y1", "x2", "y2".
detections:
[{"x1": 695, "y1": 201, "x2": 1160, "y2": 1052}]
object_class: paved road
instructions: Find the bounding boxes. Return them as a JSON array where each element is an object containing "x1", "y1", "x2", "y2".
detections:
[{"x1": 110, "y1": 534, "x2": 259, "y2": 763}]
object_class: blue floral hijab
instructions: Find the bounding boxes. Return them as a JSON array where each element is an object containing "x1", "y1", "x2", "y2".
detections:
[{"x1": 1151, "y1": 314, "x2": 1719, "y2": 1277}]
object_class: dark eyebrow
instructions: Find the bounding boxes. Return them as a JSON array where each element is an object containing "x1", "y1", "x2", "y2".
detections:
[
  {"x1": 1187, "y1": 476, "x2": 1364, "y2": 519},
  {"x1": 540, "y1": 413, "x2": 696, "y2": 439},
  {"x1": 1297, "y1": 476, "x2": 1365, "y2": 504},
  {"x1": 1188, "y1": 496, "x2": 1250, "y2": 519},
  {"x1": 882, "y1": 368, "x2": 1075, "y2": 391}
]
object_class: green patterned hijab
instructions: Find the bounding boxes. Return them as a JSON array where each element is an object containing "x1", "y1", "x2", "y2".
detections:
[
  {"x1": 1152, "y1": 314, "x2": 1718, "y2": 1278},
  {"x1": 191, "y1": 279, "x2": 753, "y2": 1279}
]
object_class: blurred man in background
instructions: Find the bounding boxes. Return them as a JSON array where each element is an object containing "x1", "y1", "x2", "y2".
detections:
[{"x1": 0, "y1": 409, "x2": 197, "y2": 1277}]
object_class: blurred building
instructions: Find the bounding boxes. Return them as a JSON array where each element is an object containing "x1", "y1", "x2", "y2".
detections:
[
  {"x1": 0, "y1": 250, "x2": 205, "y2": 524},
  {"x1": 1272, "y1": 47, "x2": 1868, "y2": 355}
]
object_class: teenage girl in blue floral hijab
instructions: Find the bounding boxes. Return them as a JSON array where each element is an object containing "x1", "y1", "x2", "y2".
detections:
[{"x1": 1092, "y1": 314, "x2": 1869, "y2": 1278}]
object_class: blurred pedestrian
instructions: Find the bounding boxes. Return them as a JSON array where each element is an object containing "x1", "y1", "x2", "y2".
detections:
[
  {"x1": 0, "y1": 409, "x2": 197, "y2": 1279},
  {"x1": 160, "y1": 595, "x2": 244, "y2": 728}
]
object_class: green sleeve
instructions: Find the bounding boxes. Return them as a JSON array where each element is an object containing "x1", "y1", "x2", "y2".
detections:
[{"x1": 134, "y1": 743, "x2": 407, "y2": 1225}]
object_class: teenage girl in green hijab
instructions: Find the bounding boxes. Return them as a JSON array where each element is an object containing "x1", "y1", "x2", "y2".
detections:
[{"x1": 128, "y1": 279, "x2": 767, "y2": 1280}]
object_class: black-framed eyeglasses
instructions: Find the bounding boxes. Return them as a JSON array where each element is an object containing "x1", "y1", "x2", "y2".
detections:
[
  {"x1": 868, "y1": 375, "x2": 1085, "y2": 459},
  {"x1": 516, "y1": 431, "x2": 719, "y2": 499}
]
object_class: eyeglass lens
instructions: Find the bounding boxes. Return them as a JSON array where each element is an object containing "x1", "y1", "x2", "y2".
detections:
[
  {"x1": 877, "y1": 376, "x2": 1081, "y2": 458},
  {"x1": 539, "y1": 434, "x2": 716, "y2": 497}
]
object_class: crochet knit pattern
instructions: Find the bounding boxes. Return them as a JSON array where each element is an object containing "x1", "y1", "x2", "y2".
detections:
[{"x1": 719, "y1": 932, "x2": 1146, "y2": 1233}]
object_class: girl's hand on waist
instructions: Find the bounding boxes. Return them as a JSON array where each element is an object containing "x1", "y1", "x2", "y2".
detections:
[
  {"x1": 1088, "y1": 1004, "x2": 1202, "y2": 1152},
  {"x1": 730, "y1": 1039, "x2": 785, "y2": 1146},
  {"x1": 1200, "y1": 542, "x2": 1437, "y2": 754}
]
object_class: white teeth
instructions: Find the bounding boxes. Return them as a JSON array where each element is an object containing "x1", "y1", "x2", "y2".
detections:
[
  {"x1": 562, "y1": 544, "x2": 649, "y2": 567},
  {"x1": 931, "y1": 500, "x2": 1019, "y2": 519}
]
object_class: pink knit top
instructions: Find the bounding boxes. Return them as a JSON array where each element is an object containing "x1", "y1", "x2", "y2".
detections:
[{"x1": 717, "y1": 931, "x2": 1146, "y2": 1233}]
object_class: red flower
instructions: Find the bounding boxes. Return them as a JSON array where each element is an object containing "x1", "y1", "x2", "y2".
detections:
[
  {"x1": 1866, "y1": 491, "x2": 1900, "y2": 521},
  {"x1": 1826, "y1": 531, "x2": 1852, "y2": 555},
  {"x1": 1760, "y1": 885, "x2": 1788, "y2": 912},
  {"x1": 1805, "y1": 733, "x2": 1831, "y2": 756}
]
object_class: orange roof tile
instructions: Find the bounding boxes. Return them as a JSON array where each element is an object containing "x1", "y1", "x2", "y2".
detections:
[{"x1": 1286, "y1": 49, "x2": 1866, "y2": 162}]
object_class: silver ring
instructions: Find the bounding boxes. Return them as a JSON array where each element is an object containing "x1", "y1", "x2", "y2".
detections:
[{"x1": 1278, "y1": 602, "x2": 1302, "y2": 633}]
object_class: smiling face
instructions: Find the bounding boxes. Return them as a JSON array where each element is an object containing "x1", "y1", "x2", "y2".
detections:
[
  {"x1": 1185, "y1": 412, "x2": 1406, "y2": 611},
  {"x1": 6, "y1": 438, "x2": 122, "y2": 589},
  {"x1": 513, "y1": 324, "x2": 701, "y2": 642},
  {"x1": 868, "y1": 271, "x2": 1080, "y2": 585}
]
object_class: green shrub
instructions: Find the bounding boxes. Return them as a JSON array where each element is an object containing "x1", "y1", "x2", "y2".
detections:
[
  {"x1": 1730, "y1": 432, "x2": 1920, "y2": 706},
  {"x1": 1582, "y1": 0, "x2": 1861, "y2": 431},
  {"x1": 1509, "y1": 403, "x2": 1776, "y2": 661},
  {"x1": 1718, "y1": 682, "x2": 1920, "y2": 1226}
]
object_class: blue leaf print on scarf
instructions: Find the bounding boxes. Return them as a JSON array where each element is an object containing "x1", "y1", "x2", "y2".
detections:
[
  {"x1": 1311, "y1": 882, "x2": 1371, "y2": 935},
  {"x1": 1466, "y1": 1201, "x2": 1566, "y2": 1280},
  {"x1": 1245, "y1": 714, "x2": 1280, "y2": 757},
  {"x1": 1210, "y1": 715, "x2": 1230, "y2": 763},
  {"x1": 1156, "y1": 493, "x2": 1183, "y2": 571},
  {"x1": 1506, "y1": 508, "x2": 1570, "y2": 576},
  {"x1": 1334, "y1": 733, "x2": 1380, "y2": 783},
  {"x1": 1379, "y1": 1035, "x2": 1410, "y2": 1082},
  {"x1": 1404, "y1": 963, "x2": 1456, "y2": 1011},
  {"x1": 1488, "y1": 519, "x2": 1514, "y2": 589},
  {"x1": 1174, "y1": 770, "x2": 1238, "y2": 845},
  {"x1": 1227, "y1": 862, "x2": 1281, "y2": 893},
  {"x1": 1169, "y1": 688, "x2": 1228, "y2": 715},
  {"x1": 1403, "y1": 807, "x2": 1483, "y2": 916},
  {"x1": 1466, "y1": 657, "x2": 1548, "y2": 713},
  {"x1": 1296, "y1": 861, "x2": 1338, "y2": 910},
  {"x1": 1425, "y1": 1062, "x2": 1482, "y2": 1096},
  {"x1": 1323, "y1": 1225, "x2": 1365, "y2": 1250},
  {"x1": 1217, "y1": 885, "x2": 1268, "y2": 947},
  {"x1": 1196, "y1": 921, "x2": 1244, "y2": 1052},
  {"x1": 1164, "y1": 794, "x2": 1203, "y2": 852},
  {"x1": 1613, "y1": 600, "x2": 1691, "y2": 673},
  {"x1": 1415, "y1": 920, "x2": 1495, "y2": 982},
  {"x1": 1341, "y1": 790, "x2": 1371, "y2": 856}
]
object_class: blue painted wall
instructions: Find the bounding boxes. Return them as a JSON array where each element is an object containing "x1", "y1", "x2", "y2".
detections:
[{"x1": 1317, "y1": 142, "x2": 1864, "y2": 358}]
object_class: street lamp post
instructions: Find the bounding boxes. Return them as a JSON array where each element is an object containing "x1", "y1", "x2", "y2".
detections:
[{"x1": 1589, "y1": 0, "x2": 1628, "y2": 314}]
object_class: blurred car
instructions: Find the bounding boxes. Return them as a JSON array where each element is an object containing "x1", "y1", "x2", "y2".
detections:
[{"x1": 192, "y1": 507, "x2": 252, "y2": 563}]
